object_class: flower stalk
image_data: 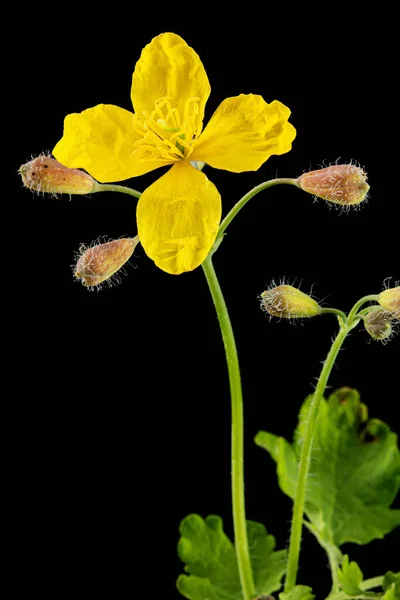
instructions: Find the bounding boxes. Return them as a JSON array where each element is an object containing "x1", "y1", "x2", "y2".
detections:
[
  {"x1": 202, "y1": 255, "x2": 256, "y2": 600},
  {"x1": 96, "y1": 183, "x2": 142, "y2": 199},
  {"x1": 217, "y1": 178, "x2": 298, "y2": 240}
]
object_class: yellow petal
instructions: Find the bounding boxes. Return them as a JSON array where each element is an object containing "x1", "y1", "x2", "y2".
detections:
[
  {"x1": 137, "y1": 161, "x2": 221, "y2": 275},
  {"x1": 131, "y1": 33, "x2": 210, "y2": 137},
  {"x1": 53, "y1": 104, "x2": 173, "y2": 183},
  {"x1": 191, "y1": 94, "x2": 296, "y2": 172}
]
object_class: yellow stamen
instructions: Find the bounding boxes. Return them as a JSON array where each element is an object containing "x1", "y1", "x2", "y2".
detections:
[
  {"x1": 157, "y1": 119, "x2": 181, "y2": 133},
  {"x1": 132, "y1": 96, "x2": 200, "y2": 163}
]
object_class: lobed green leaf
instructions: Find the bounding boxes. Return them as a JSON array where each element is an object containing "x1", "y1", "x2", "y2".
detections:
[
  {"x1": 279, "y1": 585, "x2": 315, "y2": 600},
  {"x1": 177, "y1": 514, "x2": 287, "y2": 600},
  {"x1": 338, "y1": 555, "x2": 364, "y2": 596},
  {"x1": 255, "y1": 387, "x2": 400, "y2": 548},
  {"x1": 383, "y1": 571, "x2": 400, "y2": 600}
]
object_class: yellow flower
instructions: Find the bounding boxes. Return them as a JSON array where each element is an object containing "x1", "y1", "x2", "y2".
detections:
[{"x1": 53, "y1": 33, "x2": 296, "y2": 275}]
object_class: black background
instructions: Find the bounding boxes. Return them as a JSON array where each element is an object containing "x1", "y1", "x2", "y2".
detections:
[{"x1": 10, "y1": 6, "x2": 399, "y2": 599}]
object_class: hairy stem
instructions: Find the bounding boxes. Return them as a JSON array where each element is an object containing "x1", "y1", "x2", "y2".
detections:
[
  {"x1": 202, "y1": 256, "x2": 256, "y2": 600},
  {"x1": 284, "y1": 323, "x2": 350, "y2": 593},
  {"x1": 326, "y1": 546, "x2": 340, "y2": 595}
]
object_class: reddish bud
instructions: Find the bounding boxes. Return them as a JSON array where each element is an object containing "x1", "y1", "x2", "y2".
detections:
[
  {"x1": 297, "y1": 164, "x2": 369, "y2": 206},
  {"x1": 75, "y1": 238, "x2": 139, "y2": 289},
  {"x1": 19, "y1": 155, "x2": 98, "y2": 195}
]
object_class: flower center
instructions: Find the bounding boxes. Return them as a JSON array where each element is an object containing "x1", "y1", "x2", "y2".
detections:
[{"x1": 132, "y1": 97, "x2": 200, "y2": 163}]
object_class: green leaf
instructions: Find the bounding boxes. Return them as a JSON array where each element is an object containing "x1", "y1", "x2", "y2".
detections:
[
  {"x1": 384, "y1": 587, "x2": 396, "y2": 600},
  {"x1": 177, "y1": 514, "x2": 287, "y2": 600},
  {"x1": 279, "y1": 585, "x2": 315, "y2": 600},
  {"x1": 383, "y1": 572, "x2": 400, "y2": 599},
  {"x1": 337, "y1": 555, "x2": 363, "y2": 596},
  {"x1": 255, "y1": 387, "x2": 400, "y2": 547}
]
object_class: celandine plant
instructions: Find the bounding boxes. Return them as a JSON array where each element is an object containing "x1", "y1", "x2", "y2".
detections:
[{"x1": 20, "y1": 33, "x2": 399, "y2": 600}]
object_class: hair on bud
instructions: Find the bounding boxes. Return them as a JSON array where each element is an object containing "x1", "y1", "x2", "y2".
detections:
[
  {"x1": 378, "y1": 286, "x2": 400, "y2": 320},
  {"x1": 74, "y1": 237, "x2": 139, "y2": 291},
  {"x1": 19, "y1": 155, "x2": 98, "y2": 196},
  {"x1": 260, "y1": 284, "x2": 321, "y2": 319},
  {"x1": 297, "y1": 164, "x2": 369, "y2": 207},
  {"x1": 364, "y1": 309, "x2": 393, "y2": 342}
]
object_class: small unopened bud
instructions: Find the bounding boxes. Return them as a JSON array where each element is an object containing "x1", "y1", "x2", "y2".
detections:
[
  {"x1": 378, "y1": 287, "x2": 400, "y2": 319},
  {"x1": 364, "y1": 309, "x2": 392, "y2": 340},
  {"x1": 260, "y1": 285, "x2": 321, "y2": 318},
  {"x1": 19, "y1": 155, "x2": 98, "y2": 195},
  {"x1": 297, "y1": 164, "x2": 369, "y2": 206},
  {"x1": 75, "y1": 237, "x2": 139, "y2": 289}
]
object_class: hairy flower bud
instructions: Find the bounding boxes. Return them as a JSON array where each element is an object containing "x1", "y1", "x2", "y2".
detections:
[
  {"x1": 75, "y1": 237, "x2": 139, "y2": 289},
  {"x1": 364, "y1": 309, "x2": 392, "y2": 340},
  {"x1": 260, "y1": 285, "x2": 321, "y2": 318},
  {"x1": 19, "y1": 155, "x2": 98, "y2": 195},
  {"x1": 297, "y1": 164, "x2": 369, "y2": 206},
  {"x1": 378, "y1": 286, "x2": 400, "y2": 319}
]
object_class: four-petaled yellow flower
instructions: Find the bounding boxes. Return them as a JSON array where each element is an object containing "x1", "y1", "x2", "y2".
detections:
[{"x1": 53, "y1": 33, "x2": 296, "y2": 275}]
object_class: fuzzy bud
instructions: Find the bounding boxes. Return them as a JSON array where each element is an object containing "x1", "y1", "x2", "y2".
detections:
[
  {"x1": 378, "y1": 287, "x2": 400, "y2": 319},
  {"x1": 364, "y1": 309, "x2": 392, "y2": 340},
  {"x1": 260, "y1": 285, "x2": 321, "y2": 318},
  {"x1": 297, "y1": 164, "x2": 369, "y2": 206},
  {"x1": 19, "y1": 156, "x2": 98, "y2": 195},
  {"x1": 75, "y1": 238, "x2": 139, "y2": 289}
]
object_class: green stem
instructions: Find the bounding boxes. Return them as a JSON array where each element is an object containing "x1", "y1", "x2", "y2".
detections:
[
  {"x1": 356, "y1": 305, "x2": 382, "y2": 318},
  {"x1": 326, "y1": 546, "x2": 340, "y2": 595},
  {"x1": 347, "y1": 295, "x2": 379, "y2": 322},
  {"x1": 327, "y1": 576, "x2": 384, "y2": 600},
  {"x1": 202, "y1": 256, "x2": 256, "y2": 600},
  {"x1": 95, "y1": 183, "x2": 142, "y2": 199},
  {"x1": 329, "y1": 594, "x2": 380, "y2": 600},
  {"x1": 284, "y1": 324, "x2": 350, "y2": 593},
  {"x1": 217, "y1": 178, "x2": 298, "y2": 238},
  {"x1": 320, "y1": 307, "x2": 347, "y2": 322},
  {"x1": 303, "y1": 522, "x2": 343, "y2": 596}
]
